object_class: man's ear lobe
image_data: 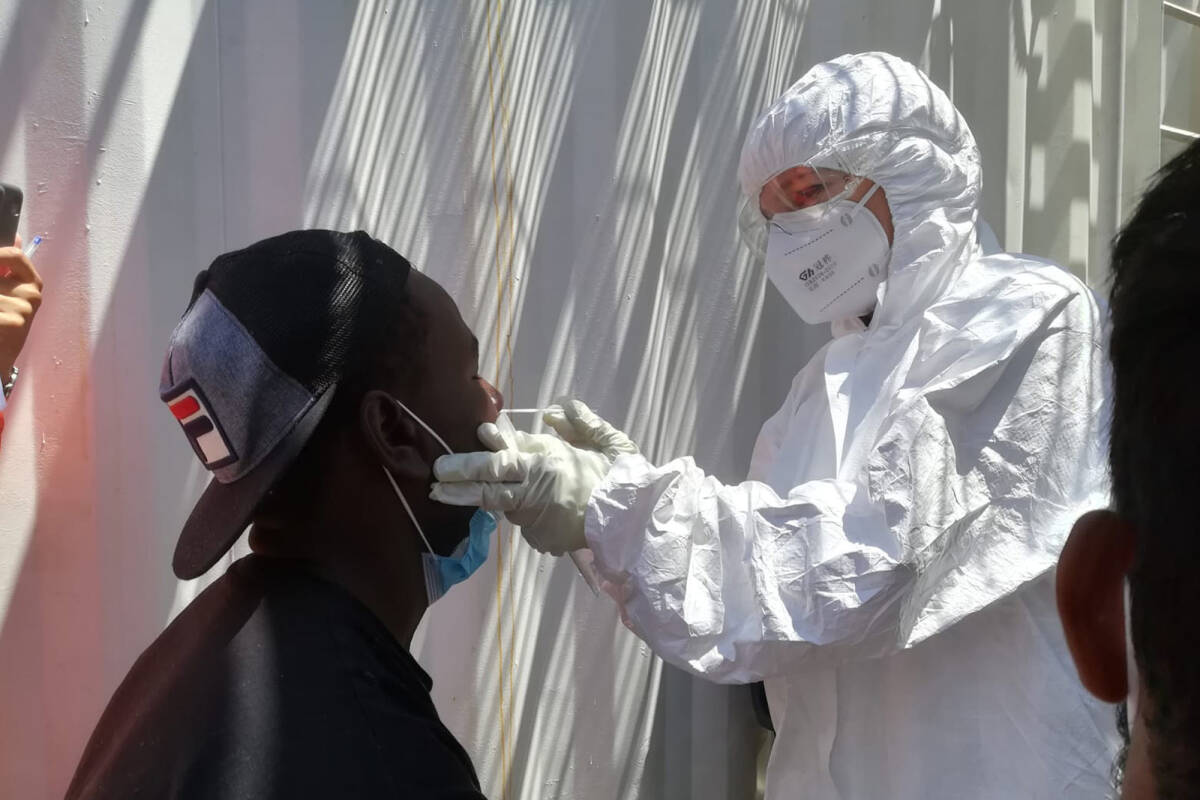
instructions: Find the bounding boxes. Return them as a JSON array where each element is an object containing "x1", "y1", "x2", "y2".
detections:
[
  {"x1": 360, "y1": 390, "x2": 429, "y2": 481},
  {"x1": 1056, "y1": 509, "x2": 1137, "y2": 703}
]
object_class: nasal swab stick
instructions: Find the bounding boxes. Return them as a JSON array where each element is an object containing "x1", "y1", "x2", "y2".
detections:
[{"x1": 495, "y1": 409, "x2": 602, "y2": 596}]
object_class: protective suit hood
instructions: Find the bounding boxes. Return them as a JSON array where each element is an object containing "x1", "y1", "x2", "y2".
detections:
[{"x1": 739, "y1": 51, "x2": 982, "y2": 333}]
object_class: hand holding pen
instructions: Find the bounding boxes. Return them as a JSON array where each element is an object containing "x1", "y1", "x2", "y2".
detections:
[{"x1": 0, "y1": 234, "x2": 44, "y2": 394}]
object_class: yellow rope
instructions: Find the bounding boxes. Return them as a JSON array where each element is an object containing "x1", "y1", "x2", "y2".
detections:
[
  {"x1": 497, "y1": 15, "x2": 519, "y2": 800},
  {"x1": 484, "y1": 1, "x2": 517, "y2": 796},
  {"x1": 482, "y1": 4, "x2": 509, "y2": 798}
]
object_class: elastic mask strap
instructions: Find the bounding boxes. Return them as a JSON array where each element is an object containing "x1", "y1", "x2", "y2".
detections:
[
  {"x1": 384, "y1": 398, "x2": 455, "y2": 557},
  {"x1": 381, "y1": 464, "x2": 438, "y2": 555},
  {"x1": 1124, "y1": 581, "x2": 1139, "y2": 725},
  {"x1": 852, "y1": 181, "x2": 881, "y2": 215},
  {"x1": 392, "y1": 398, "x2": 454, "y2": 456}
]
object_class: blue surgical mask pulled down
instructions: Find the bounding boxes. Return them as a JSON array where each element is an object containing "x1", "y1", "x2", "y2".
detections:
[{"x1": 380, "y1": 399, "x2": 497, "y2": 604}]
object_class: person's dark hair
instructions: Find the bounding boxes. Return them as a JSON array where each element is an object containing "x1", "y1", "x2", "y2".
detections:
[{"x1": 1108, "y1": 137, "x2": 1200, "y2": 798}]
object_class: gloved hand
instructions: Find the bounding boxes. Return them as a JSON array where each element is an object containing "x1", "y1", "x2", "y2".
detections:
[
  {"x1": 541, "y1": 399, "x2": 640, "y2": 458},
  {"x1": 430, "y1": 401, "x2": 639, "y2": 555}
]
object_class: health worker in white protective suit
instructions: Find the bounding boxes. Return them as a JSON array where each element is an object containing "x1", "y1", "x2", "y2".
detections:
[{"x1": 432, "y1": 52, "x2": 1119, "y2": 799}]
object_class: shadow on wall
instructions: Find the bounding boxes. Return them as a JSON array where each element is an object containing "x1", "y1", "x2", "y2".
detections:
[
  {"x1": 930, "y1": 0, "x2": 1122, "y2": 283},
  {"x1": 0, "y1": 1, "x2": 358, "y2": 797},
  {"x1": 0, "y1": 0, "x2": 1127, "y2": 798}
]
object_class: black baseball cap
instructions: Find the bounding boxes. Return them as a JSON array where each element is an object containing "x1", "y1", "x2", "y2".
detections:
[{"x1": 159, "y1": 230, "x2": 411, "y2": 579}]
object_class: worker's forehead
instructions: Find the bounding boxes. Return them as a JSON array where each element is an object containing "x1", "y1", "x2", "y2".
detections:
[{"x1": 764, "y1": 165, "x2": 850, "y2": 189}]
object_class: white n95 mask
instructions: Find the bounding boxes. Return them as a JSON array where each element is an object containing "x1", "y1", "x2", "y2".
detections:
[{"x1": 764, "y1": 182, "x2": 891, "y2": 324}]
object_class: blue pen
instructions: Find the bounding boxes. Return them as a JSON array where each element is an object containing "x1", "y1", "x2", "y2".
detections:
[{"x1": 23, "y1": 235, "x2": 42, "y2": 258}]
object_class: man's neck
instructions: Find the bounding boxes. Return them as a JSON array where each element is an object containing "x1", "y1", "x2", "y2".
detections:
[
  {"x1": 312, "y1": 557, "x2": 428, "y2": 646},
  {"x1": 250, "y1": 522, "x2": 428, "y2": 647}
]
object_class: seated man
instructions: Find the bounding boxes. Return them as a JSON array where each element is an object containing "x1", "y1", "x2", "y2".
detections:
[
  {"x1": 66, "y1": 230, "x2": 499, "y2": 799},
  {"x1": 1057, "y1": 137, "x2": 1200, "y2": 798}
]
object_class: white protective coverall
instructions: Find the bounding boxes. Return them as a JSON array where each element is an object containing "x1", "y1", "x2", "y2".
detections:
[{"x1": 585, "y1": 53, "x2": 1118, "y2": 798}]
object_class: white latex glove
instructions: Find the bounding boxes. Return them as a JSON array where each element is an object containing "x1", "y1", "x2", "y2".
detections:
[
  {"x1": 431, "y1": 424, "x2": 606, "y2": 555},
  {"x1": 430, "y1": 401, "x2": 639, "y2": 555},
  {"x1": 541, "y1": 399, "x2": 640, "y2": 458}
]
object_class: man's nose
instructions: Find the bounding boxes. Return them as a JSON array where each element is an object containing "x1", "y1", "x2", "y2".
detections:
[{"x1": 486, "y1": 380, "x2": 505, "y2": 412}]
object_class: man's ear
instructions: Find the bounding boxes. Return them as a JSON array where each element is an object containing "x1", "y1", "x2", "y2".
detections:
[
  {"x1": 360, "y1": 390, "x2": 429, "y2": 481},
  {"x1": 1056, "y1": 509, "x2": 1137, "y2": 703}
]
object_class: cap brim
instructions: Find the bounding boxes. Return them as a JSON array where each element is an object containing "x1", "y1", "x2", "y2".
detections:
[{"x1": 172, "y1": 385, "x2": 337, "y2": 579}]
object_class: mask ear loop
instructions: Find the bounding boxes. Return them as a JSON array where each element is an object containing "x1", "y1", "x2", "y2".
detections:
[
  {"x1": 1124, "y1": 581, "x2": 1139, "y2": 725},
  {"x1": 850, "y1": 181, "x2": 881, "y2": 218},
  {"x1": 382, "y1": 397, "x2": 455, "y2": 556},
  {"x1": 381, "y1": 465, "x2": 437, "y2": 555},
  {"x1": 392, "y1": 398, "x2": 454, "y2": 455}
]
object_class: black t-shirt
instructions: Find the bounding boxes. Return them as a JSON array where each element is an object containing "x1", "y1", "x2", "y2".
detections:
[{"x1": 65, "y1": 555, "x2": 486, "y2": 799}]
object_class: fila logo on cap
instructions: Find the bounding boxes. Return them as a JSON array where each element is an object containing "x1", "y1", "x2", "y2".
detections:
[{"x1": 164, "y1": 381, "x2": 238, "y2": 470}]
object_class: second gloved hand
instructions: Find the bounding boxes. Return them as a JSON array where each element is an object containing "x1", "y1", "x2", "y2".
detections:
[{"x1": 430, "y1": 424, "x2": 612, "y2": 555}]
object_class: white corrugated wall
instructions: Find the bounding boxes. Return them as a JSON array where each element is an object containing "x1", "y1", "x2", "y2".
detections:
[{"x1": 0, "y1": 1, "x2": 1182, "y2": 797}]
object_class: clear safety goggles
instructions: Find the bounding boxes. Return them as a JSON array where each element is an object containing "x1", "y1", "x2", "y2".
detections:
[{"x1": 736, "y1": 160, "x2": 864, "y2": 259}]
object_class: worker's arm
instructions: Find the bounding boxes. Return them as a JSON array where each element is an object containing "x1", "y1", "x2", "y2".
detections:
[
  {"x1": 585, "y1": 454, "x2": 912, "y2": 683},
  {"x1": 433, "y1": 268, "x2": 1107, "y2": 686},
  {"x1": 587, "y1": 318, "x2": 1107, "y2": 684},
  {"x1": 432, "y1": 390, "x2": 1073, "y2": 686},
  {"x1": 432, "y1": 400, "x2": 923, "y2": 683}
]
